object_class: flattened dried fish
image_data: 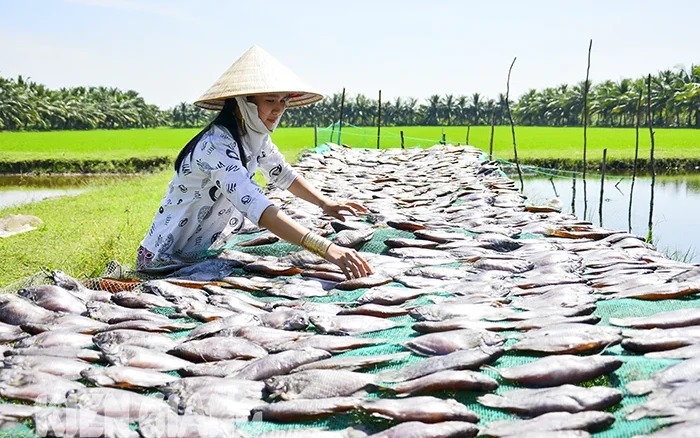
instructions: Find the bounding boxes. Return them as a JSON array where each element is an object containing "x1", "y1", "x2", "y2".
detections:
[
  {"x1": 380, "y1": 345, "x2": 504, "y2": 383},
  {"x1": 0, "y1": 294, "x2": 55, "y2": 326},
  {"x1": 359, "y1": 396, "x2": 478, "y2": 423},
  {"x1": 275, "y1": 335, "x2": 386, "y2": 354},
  {"x1": 4, "y1": 354, "x2": 91, "y2": 380},
  {"x1": 33, "y1": 407, "x2": 139, "y2": 438},
  {"x1": 625, "y1": 381, "x2": 700, "y2": 420},
  {"x1": 292, "y1": 352, "x2": 409, "y2": 372},
  {"x1": 260, "y1": 308, "x2": 309, "y2": 330},
  {"x1": 179, "y1": 359, "x2": 249, "y2": 377},
  {"x1": 250, "y1": 397, "x2": 360, "y2": 422},
  {"x1": 18, "y1": 284, "x2": 87, "y2": 314},
  {"x1": 364, "y1": 421, "x2": 478, "y2": 438},
  {"x1": 111, "y1": 291, "x2": 172, "y2": 309},
  {"x1": 335, "y1": 274, "x2": 394, "y2": 291},
  {"x1": 481, "y1": 411, "x2": 615, "y2": 437},
  {"x1": 93, "y1": 329, "x2": 179, "y2": 352},
  {"x1": 101, "y1": 344, "x2": 193, "y2": 371},
  {"x1": 221, "y1": 326, "x2": 312, "y2": 351},
  {"x1": 265, "y1": 369, "x2": 381, "y2": 400},
  {"x1": 310, "y1": 313, "x2": 398, "y2": 335},
  {"x1": 65, "y1": 387, "x2": 173, "y2": 420},
  {"x1": 15, "y1": 330, "x2": 94, "y2": 349},
  {"x1": 338, "y1": 303, "x2": 410, "y2": 318},
  {"x1": 610, "y1": 308, "x2": 700, "y2": 329},
  {"x1": 168, "y1": 337, "x2": 267, "y2": 362},
  {"x1": 392, "y1": 369, "x2": 498, "y2": 396},
  {"x1": 478, "y1": 385, "x2": 622, "y2": 416},
  {"x1": 509, "y1": 323, "x2": 621, "y2": 354},
  {"x1": 357, "y1": 285, "x2": 433, "y2": 305},
  {"x1": 229, "y1": 347, "x2": 331, "y2": 380},
  {"x1": 620, "y1": 327, "x2": 700, "y2": 353},
  {"x1": 403, "y1": 329, "x2": 505, "y2": 356},
  {"x1": 140, "y1": 279, "x2": 208, "y2": 303},
  {"x1": 333, "y1": 228, "x2": 375, "y2": 248},
  {"x1": 243, "y1": 259, "x2": 303, "y2": 277},
  {"x1": 81, "y1": 366, "x2": 179, "y2": 389},
  {"x1": 498, "y1": 355, "x2": 622, "y2": 387},
  {"x1": 626, "y1": 356, "x2": 700, "y2": 395},
  {"x1": 138, "y1": 411, "x2": 245, "y2": 438}
]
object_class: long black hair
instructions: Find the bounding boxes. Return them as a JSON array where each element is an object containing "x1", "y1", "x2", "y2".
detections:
[{"x1": 174, "y1": 98, "x2": 246, "y2": 173}]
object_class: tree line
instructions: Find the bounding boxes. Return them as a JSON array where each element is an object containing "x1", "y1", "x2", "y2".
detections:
[{"x1": 1, "y1": 65, "x2": 698, "y2": 131}]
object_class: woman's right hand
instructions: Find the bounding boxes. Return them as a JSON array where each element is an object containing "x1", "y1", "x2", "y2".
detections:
[{"x1": 325, "y1": 244, "x2": 373, "y2": 279}]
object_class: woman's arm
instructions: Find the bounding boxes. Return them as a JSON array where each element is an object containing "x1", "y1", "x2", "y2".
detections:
[
  {"x1": 287, "y1": 175, "x2": 368, "y2": 221},
  {"x1": 257, "y1": 204, "x2": 373, "y2": 279}
]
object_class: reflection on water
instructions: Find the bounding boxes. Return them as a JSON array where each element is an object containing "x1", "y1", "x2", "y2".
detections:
[
  {"x1": 0, "y1": 175, "x2": 138, "y2": 210},
  {"x1": 513, "y1": 172, "x2": 700, "y2": 264}
]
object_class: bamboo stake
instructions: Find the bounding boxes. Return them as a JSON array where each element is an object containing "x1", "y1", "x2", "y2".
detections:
[
  {"x1": 337, "y1": 87, "x2": 346, "y2": 145},
  {"x1": 466, "y1": 125, "x2": 471, "y2": 145},
  {"x1": 314, "y1": 124, "x2": 318, "y2": 148},
  {"x1": 582, "y1": 39, "x2": 593, "y2": 219},
  {"x1": 505, "y1": 57, "x2": 523, "y2": 192},
  {"x1": 488, "y1": 109, "x2": 495, "y2": 161},
  {"x1": 628, "y1": 89, "x2": 643, "y2": 233},
  {"x1": 646, "y1": 74, "x2": 656, "y2": 244},
  {"x1": 376, "y1": 90, "x2": 382, "y2": 149},
  {"x1": 400, "y1": 130, "x2": 405, "y2": 149},
  {"x1": 571, "y1": 174, "x2": 577, "y2": 215},
  {"x1": 599, "y1": 148, "x2": 607, "y2": 226}
]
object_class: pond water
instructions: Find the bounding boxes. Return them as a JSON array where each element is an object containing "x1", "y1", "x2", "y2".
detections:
[
  {"x1": 0, "y1": 175, "x2": 136, "y2": 210},
  {"x1": 508, "y1": 170, "x2": 700, "y2": 264}
]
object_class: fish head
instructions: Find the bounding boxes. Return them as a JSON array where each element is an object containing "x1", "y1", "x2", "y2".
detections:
[
  {"x1": 285, "y1": 310, "x2": 310, "y2": 330},
  {"x1": 64, "y1": 388, "x2": 84, "y2": 407},
  {"x1": 80, "y1": 368, "x2": 115, "y2": 386},
  {"x1": 263, "y1": 376, "x2": 288, "y2": 399},
  {"x1": 92, "y1": 331, "x2": 115, "y2": 346},
  {"x1": 17, "y1": 287, "x2": 35, "y2": 300}
]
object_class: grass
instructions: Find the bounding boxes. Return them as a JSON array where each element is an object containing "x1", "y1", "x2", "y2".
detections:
[
  {"x1": 1, "y1": 125, "x2": 699, "y2": 287},
  {"x1": 1, "y1": 126, "x2": 699, "y2": 163}
]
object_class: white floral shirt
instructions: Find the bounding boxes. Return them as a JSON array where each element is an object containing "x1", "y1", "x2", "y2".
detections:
[{"x1": 137, "y1": 124, "x2": 298, "y2": 271}]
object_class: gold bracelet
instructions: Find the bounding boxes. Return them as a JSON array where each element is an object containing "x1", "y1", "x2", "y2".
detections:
[{"x1": 300, "y1": 231, "x2": 332, "y2": 257}]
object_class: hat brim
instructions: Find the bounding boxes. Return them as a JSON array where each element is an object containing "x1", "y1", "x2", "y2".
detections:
[{"x1": 195, "y1": 91, "x2": 323, "y2": 110}]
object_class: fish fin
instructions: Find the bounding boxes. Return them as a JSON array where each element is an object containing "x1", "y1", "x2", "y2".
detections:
[
  {"x1": 374, "y1": 369, "x2": 401, "y2": 383},
  {"x1": 480, "y1": 364, "x2": 500, "y2": 374},
  {"x1": 624, "y1": 405, "x2": 648, "y2": 421},
  {"x1": 608, "y1": 317, "x2": 628, "y2": 327},
  {"x1": 625, "y1": 379, "x2": 654, "y2": 396}
]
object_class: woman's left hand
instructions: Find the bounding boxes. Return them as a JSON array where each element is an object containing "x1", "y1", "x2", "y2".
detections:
[{"x1": 321, "y1": 200, "x2": 369, "y2": 222}]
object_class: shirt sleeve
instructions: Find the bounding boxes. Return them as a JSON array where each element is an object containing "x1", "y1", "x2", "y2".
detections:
[
  {"x1": 200, "y1": 129, "x2": 274, "y2": 226},
  {"x1": 256, "y1": 136, "x2": 299, "y2": 190}
]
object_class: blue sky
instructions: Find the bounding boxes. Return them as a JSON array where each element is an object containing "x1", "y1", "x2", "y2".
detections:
[{"x1": 1, "y1": 0, "x2": 697, "y2": 109}]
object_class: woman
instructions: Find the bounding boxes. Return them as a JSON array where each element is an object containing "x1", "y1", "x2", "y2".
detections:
[{"x1": 137, "y1": 46, "x2": 372, "y2": 279}]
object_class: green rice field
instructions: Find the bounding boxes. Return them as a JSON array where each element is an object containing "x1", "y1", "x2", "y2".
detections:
[{"x1": 1, "y1": 126, "x2": 699, "y2": 165}]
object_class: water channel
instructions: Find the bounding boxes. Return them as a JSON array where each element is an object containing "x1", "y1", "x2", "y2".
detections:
[
  {"x1": 508, "y1": 169, "x2": 700, "y2": 264},
  {"x1": 1, "y1": 171, "x2": 699, "y2": 264}
]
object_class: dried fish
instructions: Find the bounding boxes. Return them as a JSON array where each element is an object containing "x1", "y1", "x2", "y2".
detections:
[
  {"x1": 101, "y1": 344, "x2": 193, "y2": 371},
  {"x1": 168, "y1": 337, "x2": 267, "y2": 362},
  {"x1": 404, "y1": 329, "x2": 505, "y2": 356},
  {"x1": 265, "y1": 369, "x2": 381, "y2": 400},
  {"x1": 364, "y1": 421, "x2": 478, "y2": 438},
  {"x1": 33, "y1": 407, "x2": 139, "y2": 438},
  {"x1": 292, "y1": 352, "x2": 409, "y2": 372},
  {"x1": 478, "y1": 385, "x2": 622, "y2": 416},
  {"x1": 250, "y1": 397, "x2": 360, "y2": 422},
  {"x1": 310, "y1": 313, "x2": 398, "y2": 335},
  {"x1": 81, "y1": 366, "x2": 179, "y2": 389},
  {"x1": 509, "y1": 323, "x2": 622, "y2": 354},
  {"x1": 338, "y1": 303, "x2": 410, "y2": 318},
  {"x1": 392, "y1": 369, "x2": 498, "y2": 396},
  {"x1": 357, "y1": 285, "x2": 433, "y2": 305},
  {"x1": 4, "y1": 354, "x2": 91, "y2": 380},
  {"x1": 93, "y1": 329, "x2": 179, "y2": 352},
  {"x1": 620, "y1": 327, "x2": 700, "y2": 353},
  {"x1": 111, "y1": 291, "x2": 172, "y2": 309},
  {"x1": 610, "y1": 308, "x2": 700, "y2": 329},
  {"x1": 18, "y1": 284, "x2": 87, "y2": 314},
  {"x1": 229, "y1": 347, "x2": 331, "y2": 380},
  {"x1": 65, "y1": 386, "x2": 173, "y2": 420},
  {"x1": 380, "y1": 345, "x2": 504, "y2": 382},
  {"x1": 335, "y1": 274, "x2": 394, "y2": 291},
  {"x1": 138, "y1": 411, "x2": 245, "y2": 438},
  {"x1": 498, "y1": 355, "x2": 623, "y2": 387},
  {"x1": 481, "y1": 411, "x2": 615, "y2": 437},
  {"x1": 275, "y1": 335, "x2": 386, "y2": 354},
  {"x1": 360, "y1": 396, "x2": 478, "y2": 423}
]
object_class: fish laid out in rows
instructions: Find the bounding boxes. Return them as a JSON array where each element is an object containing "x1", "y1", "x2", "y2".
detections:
[{"x1": 4, "y1": 144, "x2": 700, "y2": 437}]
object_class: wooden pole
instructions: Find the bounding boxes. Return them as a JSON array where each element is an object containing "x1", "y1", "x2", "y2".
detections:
[
  {"x1": 488, "y1": 109, "x2": 495, "y2": 161},
  {"x1": 571, "y1": 173, "x2": 576, "y2": 215},
  {"x1": 628, "y1": 89, "x2": 643, "y2": 233},
  {"x1": 582, "y1": 39, "x2": 593, "y2": 219},
  {"x1": 376, "y1": 90, "x2": 382, "y2": 149},
  {"x1": 466, "y1": 125, "x2": 471, "y2": 145},
  {"x1": 505, "y1": 57, "x2": 523, "y2": 192},
  {"x1": 337, "y1": 87, "x2": 346, "y2": 145},
  {"x1": 647, "y1": 74, "x2": 656, "y2": 244},
  {"x1": 400, "y1": 130, "x2": 405, "y2": 149},
  {"x1": 314, "y1": 124, "x2": 318, "y2": 148},
  {"x1": 599, "y1": 148, "x2": 607, "y2": 226}
]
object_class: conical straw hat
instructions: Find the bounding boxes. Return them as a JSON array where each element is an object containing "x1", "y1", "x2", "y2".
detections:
[{"x1": 194, "y1": 45, "x2": 324, "y2": 110}]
